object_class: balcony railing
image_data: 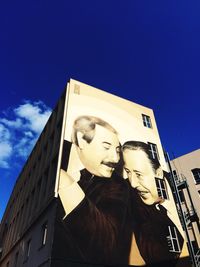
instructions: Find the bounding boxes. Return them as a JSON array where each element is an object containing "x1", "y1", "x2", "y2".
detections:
[
  {"x1": 183, "y1": 209, "x2": 196, "y2": 225},
  {"x1": 174, "y1": 174, "x2": 187, "y2": 188},
  {"x1": 194, "y1": 249, "x2": 200, "y2": 267}
]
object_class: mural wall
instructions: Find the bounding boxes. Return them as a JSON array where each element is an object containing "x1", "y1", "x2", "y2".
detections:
[{"x1": 53, "y1": 79, "x2": 190, "y2": 267}]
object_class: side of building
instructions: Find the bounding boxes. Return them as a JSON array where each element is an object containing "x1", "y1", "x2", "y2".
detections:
[
  {"x1": 0, "y1": 90, "x2": 66, "y2": 267},
  {"x1": 170, "y1": 149, "x2": 200, "y2": 266}
]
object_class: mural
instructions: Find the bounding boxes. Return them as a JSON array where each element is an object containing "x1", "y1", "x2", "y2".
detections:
[{"x1": 54, "y1": 80, "x2": 191, "y2": 266}]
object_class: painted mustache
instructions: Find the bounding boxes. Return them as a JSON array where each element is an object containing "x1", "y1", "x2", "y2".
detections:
[{"x1": 101, "y1": 161, "x2": 117, "y2": 168}]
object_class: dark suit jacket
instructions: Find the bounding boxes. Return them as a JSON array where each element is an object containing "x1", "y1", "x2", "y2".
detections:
[
  {"x1": 130, "y1": 186, "x2": 184, "y2": 267},
  {"x1": 54, "y1": 169, "x2": 132, "y2": 266}
]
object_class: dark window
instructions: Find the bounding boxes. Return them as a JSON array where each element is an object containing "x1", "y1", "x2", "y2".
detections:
[
  {"x1": 155, "y1": 178, "x2": 169, "y2": 199},
  {"x1": 27, "y1": 239, "x2": 31, "y2": 257},
  {"x1": 38, "y1": 153, "x2": 41, "y2": 162},
  {"x1": 178, "y1": 189, "x2": 185, "y2": 203},
  {"x1": 25, "y1": 197, "x2": 30, "y2": 225},
  {"x1": 172, "y1": 170, "x2": 178, "y2": 181},
  {"x1": 50, "y1": 132, "x2": 54, "y2": 143},
  {"x1": 33, "y1": 163, "x2": 36, "y2": 172},
  {"x1": 42, "y1": 169, "x2": 49, "y2": 199},
  {"x1": 24, "y1": 239, "x2": 31, "y2": 261},
  {"x1": 40, "y1": 222, "x2": 48, "y2": 247},
  {"x1": 167, "y1": 226, "x2": 181, "y2": 252},
  {"x1": 191, "y1": 240, "x2": 199, "y2": 254},
  {"x1": 191, "y1": 168, "x2": 200, "y2": 184},
  {"x1": 44, "y1": 143, "x2": 48, "y2": 153},
  {"x1": 148, "y1": 142, "x2": 159, "y2": 160},
  {"x1": 142, "y1": 114, "x2": 152, "y2": 128},
  {"x1": 30, "y1": 188, "x2": 35, "y2": 214},
  {"x1": 14, "y1": 251, "x2": 19, "y2": 267},
  {"x1": 36, "y1": 179, "x2": 42, "y2": 208}
]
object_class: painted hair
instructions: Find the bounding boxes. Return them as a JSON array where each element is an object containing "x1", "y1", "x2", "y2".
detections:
[
  {"x1": 122, "y1": 141, "x2": 160, "y2": 172},
  {"x1": 71, "y1": 115, "x2": 118, "y2": 146}
]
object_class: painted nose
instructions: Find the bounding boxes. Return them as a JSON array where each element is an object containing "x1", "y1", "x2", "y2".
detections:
[
  {"x1": 109, "y1": 150, "x2": 120, "y2": 163},
  {"x1": 129, "y1": 174, "x2": 139, "y2": 188}
]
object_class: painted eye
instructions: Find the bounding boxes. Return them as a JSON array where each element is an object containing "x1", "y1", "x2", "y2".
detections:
[
  {"x1": 135, "y1": 172, "x2": 142, "y2": 178},
  {"x1": 102, "y1": 144, "x2": 111, "y2": 150},
  {"x1": 124, "y1": 168, "x2": 130, "y2": 174}
]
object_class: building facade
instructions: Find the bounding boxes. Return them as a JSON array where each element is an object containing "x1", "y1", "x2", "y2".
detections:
[
  {"x1": 170, "y1": 150, "x2": 200, "y2": 266},
  {"x1": 0, "y1": 90, "x2": 65, "y2": 267},
  {"x1": 0, "y1": 79, "x2": 191, "y2": 266}
]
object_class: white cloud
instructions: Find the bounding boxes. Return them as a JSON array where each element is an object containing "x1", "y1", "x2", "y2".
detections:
[
  {"x1": 24, "y1": 131, "x2": 34, "y2": 138},
  {"x1": 14, "y1": 102, "x2": 51, "y2": 134},
  {"x1": 0, "y1": 100, "x2": 52, "y2": 169},
  {"x1": 0, "y1": 118, "x2": 23, "y2": 129},
  {"x1": 0, "y1": 123, "x2": 11, "y2": 140},
  {"x1": 0, "y1": 142, "x2": 12, "y2": 168},
  {"x1": 0, "y1": 124, "x2": 13, "y2": 168},
  {"x1": 14, "y1": 136, "x2": 37, "y2": 158}
]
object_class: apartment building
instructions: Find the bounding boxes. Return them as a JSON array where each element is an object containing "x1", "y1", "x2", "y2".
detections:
[
  {"x1": 0, "y1": 79, "x2": 191, "y2": 266},
  {"x1": 170, "y1": 149, "x2": 200, "y2": 266}
]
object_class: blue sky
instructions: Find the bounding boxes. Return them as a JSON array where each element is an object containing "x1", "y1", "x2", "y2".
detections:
[{"x1": 1, "y1": 1, "x2": 200, "y2": 220}]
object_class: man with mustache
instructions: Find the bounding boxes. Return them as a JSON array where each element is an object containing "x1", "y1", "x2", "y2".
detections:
[{"x1": 57, "y1": 116, "x2": 131, "y2": 265}]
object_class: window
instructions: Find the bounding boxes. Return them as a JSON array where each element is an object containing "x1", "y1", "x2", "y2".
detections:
[
  {"x1": 14, "y1": 251, "x2": 19, "y2": 267},
  {"x1": 172, "y1": 170, "x2": 181, "y2": 184},
  {"x1": 42, "y1": 170, "x2": 49, "y2": 199},
  {"x1": 172, "y1": 170, "x2": 178, "y2": 181},
  {"x1": 40, "y1": 222, "x2": 48, "y2": 247},
  {"x1": 142, "y1": 114, "x2": 152, "y2": 128},
  {"x1": 24, "y1": 239, "x2": 31, "y2": 261},
  {"x1": 148, "y1": 142, "x2": 159, "y2": 160},
  {"x1": 38, "y1": 153, "x2": 41, "y2": 162},
  {"x1": 36, "y1": 179, "x2": 42, "y2": 209},
  {"x1": 44, "y1": 143, "x2": 48, "y2": 153},
  {"x1": 30, "y1": 188, "x2": 35, "y2": 213},
  {"x1": 166, "y1": 226, "x2": 181, "y2": 253},
  {"x1": 25, "y1": 197, "x2": 30, "y2": 226},
  {"x1": 155, "y1": 178, "x2": 169, "y2": 200},
  {"x1": 191, "y1": 240, "x2": 199, "y2": 254},
  {"x1": 178, "y1": 189, "x2": 185, "y2": 203},
  {"x1": 191, "y1": 168, "x2": 200, "y2": 184}
]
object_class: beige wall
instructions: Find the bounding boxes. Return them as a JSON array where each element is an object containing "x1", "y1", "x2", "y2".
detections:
[
  {"x1": 61, "y1": 79, "x2": 167, "y2": 171},
  {"x1": 171, "y1": 149, "x2": 200, "y2": 220},
  {"x1": 171, "y1": 149, "x2": 200, "y2": 250}
]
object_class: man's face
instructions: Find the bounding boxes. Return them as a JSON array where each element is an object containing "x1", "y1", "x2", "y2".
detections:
[
  {"x1": 79, "y1": 125, "x2": 120, "y2": 177},
  {"x1": 123, "y1": 149, "x2": 159, "y2": 205}
]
